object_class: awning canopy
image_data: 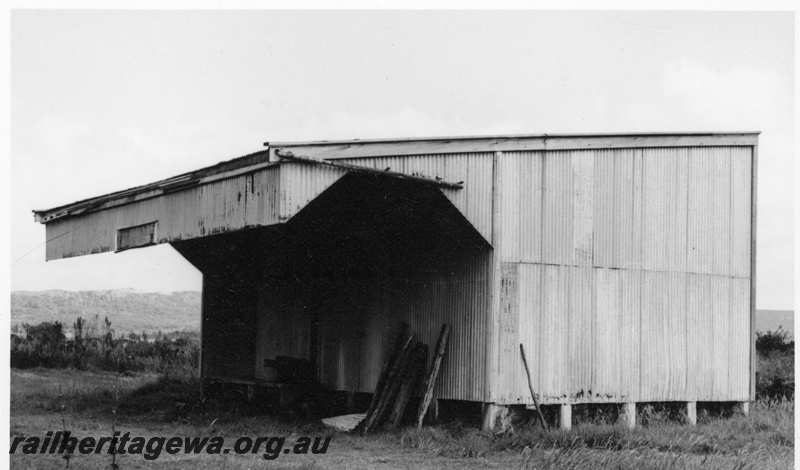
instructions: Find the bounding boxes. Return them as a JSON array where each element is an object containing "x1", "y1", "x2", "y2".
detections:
[{"x1": 33, "y1": 151, "x2": 471, "y2": 261}]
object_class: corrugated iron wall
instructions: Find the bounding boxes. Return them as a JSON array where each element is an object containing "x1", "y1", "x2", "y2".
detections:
[
  {"x1": 249, "y1": 252, "x2": 492, "y2": 402},
  {"x1": 328, "y1": 153, "x2": 495, "y2": 401},
  {"x1": 311, "y1": 253, "x2": 491, "y2": 402},
  {"x1": 387, "y1": 252, "x2": 492, "y2": 401},
  {"x1": 497, "y1": 146, "x2": 753, "y2": 404},
  {"x1": 195, "y1": 145, "x2": 751, "y2": 405}
]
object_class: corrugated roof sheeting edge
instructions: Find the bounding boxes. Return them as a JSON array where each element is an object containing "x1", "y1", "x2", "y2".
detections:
[
  {"x1": 268, "y1": 132, "x2": 760, "y2": 159},
  {"x1": 33, "y1": 151, "x2": 463, "y2": 224}
]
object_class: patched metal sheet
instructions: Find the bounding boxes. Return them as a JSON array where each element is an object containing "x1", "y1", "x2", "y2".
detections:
[{"x1": 496, "y1": 144, "x2": 753, "y2": 405}]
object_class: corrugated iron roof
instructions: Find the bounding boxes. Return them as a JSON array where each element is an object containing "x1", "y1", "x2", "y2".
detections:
[
  {"x1": 34, "y1": 131, "x2": 760, "y2": 224},
  {"x1": 33, "y1": 149, "x2": 462, "y2": 224}
]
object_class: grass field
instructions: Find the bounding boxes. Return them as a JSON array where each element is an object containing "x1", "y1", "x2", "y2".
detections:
[{"x1": 10, "y1": 368, "x2": 794, "y2": 469}]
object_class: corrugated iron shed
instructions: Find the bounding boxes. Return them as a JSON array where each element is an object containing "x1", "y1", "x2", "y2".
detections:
[{"x1": 33, "y1": 131, "x2": 758, "y2": 416}]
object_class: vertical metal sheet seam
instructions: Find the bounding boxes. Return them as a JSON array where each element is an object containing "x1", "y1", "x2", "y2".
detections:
[
  {"x1": 749, "y1": 144, "x2": 758, "y2": 400},
  {"x1": 727, "y1": 147, "x2": 734, "y2": 394},
  {"x1": 485, "y1": 151, "x2": 500, "y2": 403},
  {"x1": 540, "y1": 137, "x2": 548, "y2": 400},
  {"x1": 685, "y1": 148, "x2": 692, "y2": 398},
  {"x1": 638, "y1": 149, "x2": 645, "y2": 400}
]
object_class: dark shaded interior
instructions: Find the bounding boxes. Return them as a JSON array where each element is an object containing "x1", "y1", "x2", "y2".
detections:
[{"x1": 171, "y1": 172, "x2": 489, "y2": 383}]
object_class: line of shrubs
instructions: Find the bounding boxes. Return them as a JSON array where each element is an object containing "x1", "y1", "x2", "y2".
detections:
[
  {"x1": 756, "y1": 328, "x2": 794, "y2": 400},
  {"x1": 9, "y1": 318, "x2": 794, "y2": 400},
  {"x1": 10, "y1": 316, "x2": 199, "y2": 375}
]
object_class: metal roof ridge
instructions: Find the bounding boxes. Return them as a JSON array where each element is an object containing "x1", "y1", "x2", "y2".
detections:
[{"x1": 266, "y1": 130, "x2": 762, "y2": 148}]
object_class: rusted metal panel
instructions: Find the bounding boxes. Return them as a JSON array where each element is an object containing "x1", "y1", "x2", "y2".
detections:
[
  {"x1": 35, "y1": 150, "x2": 274, "y2": 223},
  {"x1": 516, "y1": 263, "x2": 542, "y2": 403},
  {"x1": 510, "y1": 265, "x2": 641, "y2": 405},
  {"x1": 40, "y1": 158, "x2": 467, "y2": 260},
  {"x1": 496, "y1": 263, "x2": 520, "y2": 403},
  {"x1": 45, "y1": 166, "x2": 283, "y2": 260}
]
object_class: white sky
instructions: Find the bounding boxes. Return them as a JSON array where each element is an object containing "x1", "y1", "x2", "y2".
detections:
[{"x1": 10, "y1": 10, "x2": 794, "y2": 309}]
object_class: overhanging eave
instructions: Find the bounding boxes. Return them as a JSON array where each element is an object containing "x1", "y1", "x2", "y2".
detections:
[{"x1": 35, "y1": 159, "x2": 468, "y2": 261}]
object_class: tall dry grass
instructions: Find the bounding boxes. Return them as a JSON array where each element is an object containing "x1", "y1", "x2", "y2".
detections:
[{"x1": 397, "y1": 399, "x2": 793, "y2": 469}]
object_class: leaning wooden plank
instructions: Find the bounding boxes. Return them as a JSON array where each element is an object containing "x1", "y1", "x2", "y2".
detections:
[
  {"x1": 370, "y1": 323, "x2": 412, "y2": 413},
  {"x1": 387, "y1": 343, "x2": 428, "y2": 429},
  {"x1": 362, "y1": 333, "x2": 416, "y2": 434},
  {"x1": 366, "y1": 338, "x2": 417, "y2": 433},
  {"x1": 415, "y1": 324, "x2": 451, "y2": 429},
  {"x1": 355, "y1": 324, "x2": 412, "y2": 433},
  {"x1": 519, "y1": 343, "x2": 549, "y2": 431}
]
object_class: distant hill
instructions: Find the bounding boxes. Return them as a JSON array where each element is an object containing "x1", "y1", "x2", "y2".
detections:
[
  {"x1": 11, "y1": 290, "x2": 200, "y2": 336},
  {"x1": 756, "y1": 309, "x2": 794, "y2": 338}
]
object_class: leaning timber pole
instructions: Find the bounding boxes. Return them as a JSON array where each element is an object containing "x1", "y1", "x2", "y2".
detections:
[
  {"x1": 519, "y1": 343, "x2": 549, "y2": 431},
  {"x1": 416, "y1": 324, "x2": 451, "y2": 429}
]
